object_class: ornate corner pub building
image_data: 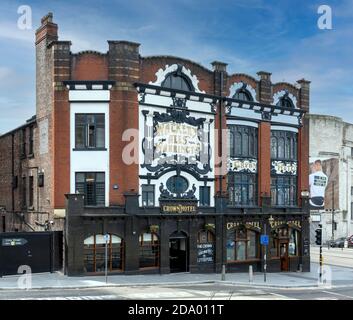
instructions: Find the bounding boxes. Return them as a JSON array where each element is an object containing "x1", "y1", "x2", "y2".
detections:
[{"x1": 1, "y1": 14, "x2": 311, "y2": 275}]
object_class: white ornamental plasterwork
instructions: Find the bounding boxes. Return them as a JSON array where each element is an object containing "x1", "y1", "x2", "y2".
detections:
[
  {"x1": 227, "y1": 158, "x2": 257, "y2": 173},
  {"x1": 149, "y1": 64, "x2": 205, "y2": 93},
  {"x1": 228, "y1": 81, "x2": 258, "y2": 102},
  {"x1": 271, "y1": 160, "x2": 297, "y2": 175},
  {"x1": 272, "y1": 90, "x2": 298, "y2": 108}
]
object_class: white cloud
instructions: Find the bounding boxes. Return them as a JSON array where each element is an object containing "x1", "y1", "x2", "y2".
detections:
[{"x1": 0, "y1": 22, "x2": 34, "y2": 43}]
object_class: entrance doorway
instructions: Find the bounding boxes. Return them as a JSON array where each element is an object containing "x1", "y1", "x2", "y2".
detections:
[
  {"x1": 169, "y1": 231, "x2": 188, "y2": 273},
  {"x1": 280, "y1": 241, "x2": 289, "y2": 271}
]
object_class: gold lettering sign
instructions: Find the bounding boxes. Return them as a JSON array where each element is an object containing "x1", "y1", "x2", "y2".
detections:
[
  {"x1": 162, "y1": 205, "x2": 197, "y2": 214},
  {"x1": 226, "y1": 221, "x2": 261, "y2": 231},
  {"x1": 269, "y1": 220, "x2": 301, "y2": 229}
]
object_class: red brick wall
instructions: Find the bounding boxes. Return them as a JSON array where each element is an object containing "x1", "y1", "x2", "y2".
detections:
[
  {"x1": 258, "y1": 122, "x2": 271, "y2": 202},
  {"x1": 71, "y1": 53, "x2": 108, "y2": 80},
  {"x1": 141, "y1": 57, "x2": 214, "y2": 93},
  {"x1": 53, "y1": 88, "x2": 70, "y2": 209},
  {"x1": 0, "y1": 134, "x2": 13, "y2": 211}
]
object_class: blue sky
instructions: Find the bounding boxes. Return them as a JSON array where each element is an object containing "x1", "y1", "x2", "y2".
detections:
[{"x1": 0, "y1": 0, "x2": 353, "y2": 133}]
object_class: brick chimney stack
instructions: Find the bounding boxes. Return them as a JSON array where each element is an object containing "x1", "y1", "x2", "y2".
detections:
[{"x1": 35, "y1": 12, "x2": 58, "y2": 45}]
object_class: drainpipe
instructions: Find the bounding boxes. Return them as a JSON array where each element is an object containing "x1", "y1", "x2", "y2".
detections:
[
  {"x1": 11, "y1": 133, "x2": 15, "y2": 213},
  {"x1": 219, "y1": 72, "x2": 223, "y2": 195}
]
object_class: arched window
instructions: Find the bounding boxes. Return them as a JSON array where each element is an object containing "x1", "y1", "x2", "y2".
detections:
[
  {"x1": 277, "y1": 96, "x2": 294, "y2": 108},
  {"x1": 161, "y1": 72, "x2": 193, "y2": 91},
  {"x1": 226, "y1": 227, "x2": 259, "y2": 262},
  {"x1": 197, "y1": 230, "x2": 215, "y2": 264},
  {"x1": 139, "y1": 232, "x2": 159, "y2": 269},
  {"x1": 233, "y1": 89, "x2": 253, "y2": 101},
  {"x1": 84, "y1": 234, "x2": 124, "y2": 273}
]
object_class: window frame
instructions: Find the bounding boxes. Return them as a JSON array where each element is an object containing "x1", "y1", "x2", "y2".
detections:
[
  {"x1": 226, "y1": 228, "x2": 260, "y2": 263},
  {"x1": 271, "y1": 130, "x2": 298, "y2": 161},
  {"x1": 28, "y1": 176, "x2": 34, "y2": 208},
  {"x1": 139, "y1": 232, "x2": 160, "y2": 269},
  {"x1": 161, "y1": 72, "x2": 194, "y2": 91},
  {"x1": 75, "y1": 172, "x2": 106, "y2": 207},
  {"x1": 277, "y1": 96, "x2": 295, "y2": 109},
  {"x1": 22, "y1": 176, "x2": 27, "y2": 210},
  {"x1": 20, "y1": 128, "x2": 26, "y2": 159},
  {"x1": 228, "y1": 125, "x2": 258, "y2": 159},
  {"x1": 83, "y1": 234, "x2": 124, "y2": 273},
  {"x1": 166, "y1": 176, "x2": 189, "y2": 195},
  {"x1": 233, "y1": 89, "x2": 253, "y2": 102},
  {"x1": 75, "y1": 114, "x2": 106, "y2": 150},
  {"x1": 199, "y1": 186, "x2": 211, "y2": 207},
  {"x1": 271, "y1": 175, "x2": 297, "y2": 207},
  {"x1": 142, "y1": 184, "x2": 155, "y2": 207},
  {"x1": 228, "y1": 172, "x2": 258, "y2": 207}
]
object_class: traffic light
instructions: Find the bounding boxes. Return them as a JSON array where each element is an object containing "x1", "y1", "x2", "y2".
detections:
[{"x1": 315, "y1": 228, "x2": 322, "y2": 246}]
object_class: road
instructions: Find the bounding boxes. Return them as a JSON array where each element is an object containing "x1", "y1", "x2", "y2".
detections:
[
  {"x1": 1, "y1": 283, "x2": 353, "y2": 300},
  {"x1": 0, "y1": 247, "x2": 352, "y2": 300},
  {"x1": 311, "y1": 246, "x2": 353, "y2": 268}
]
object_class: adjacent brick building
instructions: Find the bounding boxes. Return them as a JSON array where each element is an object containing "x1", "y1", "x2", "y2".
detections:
[{"x1": 0, "y1": 13, "x2": 311, "y2": 275}]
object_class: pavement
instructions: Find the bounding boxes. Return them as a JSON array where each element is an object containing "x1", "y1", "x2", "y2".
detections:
[
  {"x1": 311, "y1": 246, "x2": 353, "y2": 268},
  {"x1": 1, "y1": 262, "x2": 353, "y2": 290}
]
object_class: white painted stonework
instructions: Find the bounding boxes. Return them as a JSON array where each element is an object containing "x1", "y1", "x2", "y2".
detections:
[
  {"x1": 228, "y1": 81, "x2": 258, "y2": 102},
  {"x1": 273, "y1": 90, "x2": 298, "y2": 108},
  {"x1": 69, "y1": 90, "x2": 110, "y2": 102},
  {"x1": 70, "y1": 101, "x2": 110, "y2": 207},
  {"x1": 149, "y1": 64, "x2": 205, "y2": 93},
  {"x1": 139, "y1": 94, "x2": 215, "y2": 207}
]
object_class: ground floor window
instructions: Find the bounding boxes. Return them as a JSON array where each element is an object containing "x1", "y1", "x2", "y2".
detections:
[
  {"x1": 139, "y1": 233, "x2": 159, "y2": 269},
  {"x1": 197, "y1": 230, "x2": 215, "y2": 264},
  {"x1": 84, "y1": 234, "x2": 124, "y2": 273},
  {"x1": 226, "y1": 227, "x2": 259, "y2": 262}
]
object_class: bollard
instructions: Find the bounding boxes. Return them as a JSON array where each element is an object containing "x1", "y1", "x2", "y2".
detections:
[
  {"x1": 249, "y1": 265, "x2": 253, "y2": 283},
  {"x1": 299, "y1": 264, "x2": 303, "y2": 272},
  {"x1": 221, "y1": 264, "x2": 226, "y2": 281}
]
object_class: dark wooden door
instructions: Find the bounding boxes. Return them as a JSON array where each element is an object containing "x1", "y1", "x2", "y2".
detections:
[
  {"x1": 169, "y1": 238, "x2": 188, "y2": 273},
  {"x1": 280, "y1": 242, "x2": 289, "y2": 271}
]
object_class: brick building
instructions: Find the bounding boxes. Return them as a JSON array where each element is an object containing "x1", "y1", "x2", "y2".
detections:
[{"x1": 0, "y1": 13, "x2": 311, "y2": 275}]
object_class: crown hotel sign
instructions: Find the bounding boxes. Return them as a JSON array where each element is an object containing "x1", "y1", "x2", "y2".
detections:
[{"x1": 161, "y1": 202, "x2": 197, "y2": 214}]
